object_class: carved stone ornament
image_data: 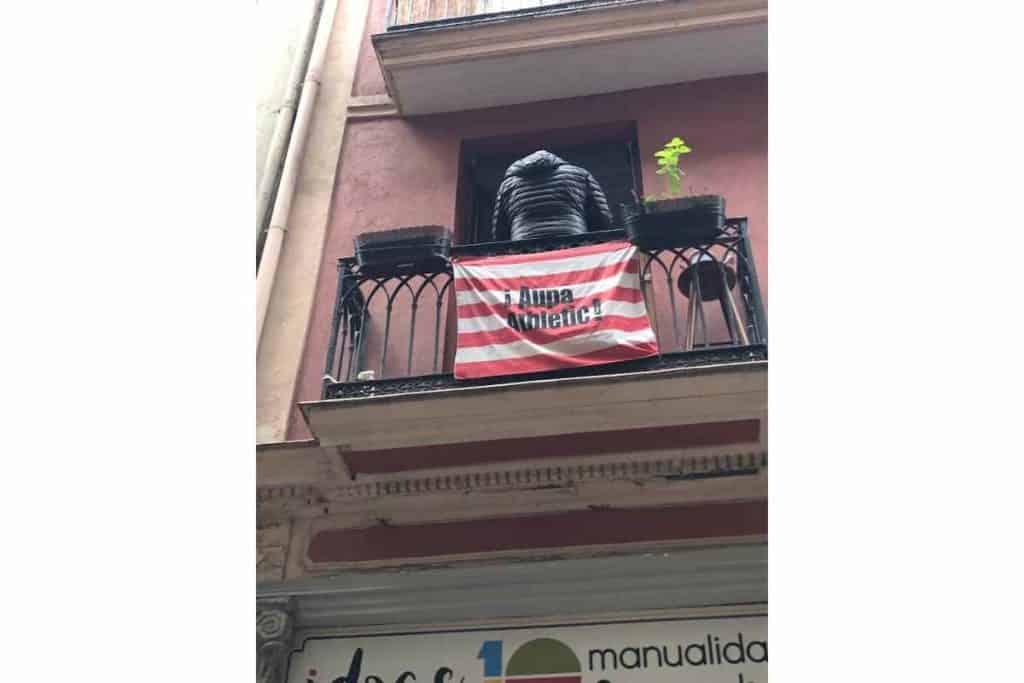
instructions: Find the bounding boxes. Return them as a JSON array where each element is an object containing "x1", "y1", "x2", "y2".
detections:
[
  {"x1": 257, "y1": 523, "x2": 289, "y2": 583},
  {"x1": 257, "y1": 597, "x2": 295, "y2": 683}
]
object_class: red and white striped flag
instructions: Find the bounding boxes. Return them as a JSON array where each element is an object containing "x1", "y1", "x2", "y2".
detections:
[{"x1": 452, "y1": 240, "x2": 659, "y2": 379}]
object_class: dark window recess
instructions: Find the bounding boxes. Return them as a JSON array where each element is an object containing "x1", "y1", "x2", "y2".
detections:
[{"x1": 459, "y1": 133, "x2": 641, "y2": 244}]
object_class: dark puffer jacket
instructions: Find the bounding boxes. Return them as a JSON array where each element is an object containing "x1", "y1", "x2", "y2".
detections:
[{"x1": 491, "y1": 150, "x2": 614, "y2": 242}]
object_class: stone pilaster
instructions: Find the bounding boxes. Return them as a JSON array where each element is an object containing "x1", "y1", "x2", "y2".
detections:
[{"x1": 257, "y1": 597, "x2": 295, "y2": 683}]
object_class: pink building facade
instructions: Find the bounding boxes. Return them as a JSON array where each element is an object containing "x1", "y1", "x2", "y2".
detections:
[{"x1": 256, "y1": 2, "x2": 768, "y2": 681}]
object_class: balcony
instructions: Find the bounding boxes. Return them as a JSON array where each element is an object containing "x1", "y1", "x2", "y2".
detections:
[
  {"x1": 372, "y1": 0, "x2": 769, "y2": 115},
  {"x1": 299, "y1": 220, "x2": 766, "y2": 465}
]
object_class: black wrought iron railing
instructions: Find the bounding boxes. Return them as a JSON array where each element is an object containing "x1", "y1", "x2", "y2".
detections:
[
  {"x1": 386, "y1": 0, "x2": 626, "y2": 30},
  {"x1": 322, "y1": 218, "x2": 766, "y2": 400}
]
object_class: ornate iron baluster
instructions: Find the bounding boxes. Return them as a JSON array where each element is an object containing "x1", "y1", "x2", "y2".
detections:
[
  {"x1": 735, "y1": 218, "x2": 767, "y2": 344},
  {"x1": 665, "y1": 249, "x2": 684, "y2": 349},
  {"x1": 323, "y1": 260, "x2": 359, "y2": 397}
]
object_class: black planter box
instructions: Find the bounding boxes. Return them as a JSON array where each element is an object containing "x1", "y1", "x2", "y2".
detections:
[
  {"x1": 623, "y1": 195, "x2": 725, "y2": 249},
  {"x1": 354, "y1": 225, "x2": 452, "y2": 276}
]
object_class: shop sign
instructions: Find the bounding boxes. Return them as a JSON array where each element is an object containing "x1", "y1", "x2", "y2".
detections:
[{"x1": 289, "y1": 613, "x2": 767, "y2": 683}]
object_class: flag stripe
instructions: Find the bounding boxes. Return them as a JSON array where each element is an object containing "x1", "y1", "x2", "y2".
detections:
[
  {"x1": 457, "y1": 313, "x2": 656, "y2": 349},
  {"x1": 456, "y1": 273, "x2": 643, "y2": 310},
  {"x1": 453, "y1": 240, "x2": 632, "y2": 267},
  {"x1": 454, "y1": 258, "x2": 637, "y2": 293},
  {"x1": 454, "y1": 244, "x2": 635, "y2": 280},
  {"x1": 455, "y1": 326, "x2": 656, "y2": 365},
  {"x1": 458, "y1": 298, "x2": 650, "y2": 335},
  {"x1": 455, "y1": 338, "x2": 659, "y2": 379}
]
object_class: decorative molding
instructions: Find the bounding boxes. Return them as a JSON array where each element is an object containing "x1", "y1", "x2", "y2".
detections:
[
  {"x1": 350, "y1": 450, "x2": 764, "y2": 499},
  {"x1": 347, "y1": 94, "x2": 400, "y2": 120},
  {"x1": 259, "y1": 448, "x2": 765, "y2": 504},
  {"x1": 257, "y1": 522, "x2": 290, "y2": 583},
  {"x1": 257, "y1": 447, "x2": 767, "y2": 533},
  {"x1": 258, "y1": 484, "x2": 317, "y2": 504},
  {"x1": 257, "y1": 597, "x2": 295, "y2": 683}
]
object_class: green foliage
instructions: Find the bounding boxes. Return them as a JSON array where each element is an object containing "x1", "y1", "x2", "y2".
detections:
[{"x1": 653, "y1": 136, "x2": 692, "y2": 197}]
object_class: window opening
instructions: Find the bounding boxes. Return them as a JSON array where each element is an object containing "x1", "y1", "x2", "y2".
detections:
[{"x1": 457, "y1": 123, "x2": 642, "y2": 244}]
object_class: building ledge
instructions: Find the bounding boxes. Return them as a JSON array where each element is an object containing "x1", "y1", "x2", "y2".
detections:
[
  {"x1": 372, "y1": 0, "x2": 768, "y2": 115},
  {"x1": 323, "y1": 346, "x2": 765, "y2": 401},
  {"x1": 301, "y1": 353, "x2": 766, "y2": 453},
  {"x1": 257, "y1": 439, "x2": 351, "y2": 486}
]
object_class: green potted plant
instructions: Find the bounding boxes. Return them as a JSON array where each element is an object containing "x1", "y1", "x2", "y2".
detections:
[{"x1": 623, "y1": 136, "x2": 725, "y2": 248}]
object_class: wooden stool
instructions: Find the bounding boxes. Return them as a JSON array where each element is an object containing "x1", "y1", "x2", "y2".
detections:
[{"x1": 678, "y1": 252, "x2": 749, "y2": 350}]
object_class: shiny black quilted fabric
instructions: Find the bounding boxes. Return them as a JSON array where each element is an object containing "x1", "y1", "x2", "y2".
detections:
[{"x1": 491, "y1": 150, "x2": 614, "y2": 242}]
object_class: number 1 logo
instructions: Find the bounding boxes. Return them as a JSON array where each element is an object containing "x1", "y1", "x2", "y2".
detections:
[{"x1": 478, "y1": 640, "x2": 503, "y2": 683}]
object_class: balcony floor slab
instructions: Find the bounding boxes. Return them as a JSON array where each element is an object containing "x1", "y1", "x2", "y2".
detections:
[{"x1": 301, "y1": 347, "x2": 767, "y2": 453}]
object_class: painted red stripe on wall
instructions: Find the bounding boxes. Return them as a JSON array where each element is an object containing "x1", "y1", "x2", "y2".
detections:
[
  {"x1": 308, "y1": 501, "x2": 768, "y2": 564},
  {"x1": 343, "y1": 420, "x2": 762, "y2": 475}
]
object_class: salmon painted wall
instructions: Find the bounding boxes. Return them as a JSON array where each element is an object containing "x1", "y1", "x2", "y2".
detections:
[
  {"x1": 352, "y1": 0, "x2": 389, "y2": 98},
  {"x1": 285, "y1": 24, "x2": 767, "y2": 440}
]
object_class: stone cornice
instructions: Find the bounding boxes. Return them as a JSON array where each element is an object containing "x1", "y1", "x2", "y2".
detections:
[
  {"x1": 258, "y1": 447, "x2": 766, "y2": 525},
  {"x1": 260, "y1": 448, "x2": 765, "y2": 501}
]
